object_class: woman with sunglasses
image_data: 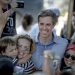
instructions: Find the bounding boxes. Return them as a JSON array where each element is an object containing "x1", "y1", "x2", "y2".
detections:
[{"x1": 58, "y1": 44, "x2": 75, "y2": 75}]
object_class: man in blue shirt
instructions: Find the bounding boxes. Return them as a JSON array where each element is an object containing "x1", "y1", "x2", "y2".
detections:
[{"x1": 32, "y1": 9, "x2": 68, "y2": 70}]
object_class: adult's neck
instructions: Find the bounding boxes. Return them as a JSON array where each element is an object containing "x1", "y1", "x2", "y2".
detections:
[{"x1": 39, "y1": 33, "x2": 53, "y2": 45}]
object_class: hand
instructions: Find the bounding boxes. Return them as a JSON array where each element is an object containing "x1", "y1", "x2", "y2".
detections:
[
  {"x1": 10, "y1": 0, "x2": 17, "y2": 9},
  {"x1": 18, "y1": 54, "x2": 32, "y2": 64},
  {"x1": 44, "y1": 50, "x2": 54, "y2": 60},
  {"x1": 43, "y1": 51, "x2": 54, "y2": 75}
]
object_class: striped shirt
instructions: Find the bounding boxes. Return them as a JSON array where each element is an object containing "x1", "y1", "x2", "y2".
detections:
[{"x1": 17, "y1": 58, "x2": 35, "y2": 74}]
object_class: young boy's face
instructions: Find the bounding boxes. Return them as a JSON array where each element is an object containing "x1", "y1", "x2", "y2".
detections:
[
  {"x1": 17, "y1": 38, "x2": 31, "y2": 59},
  {"x1": 5, "y1": 44, "x2": 18, "y2": 58}
]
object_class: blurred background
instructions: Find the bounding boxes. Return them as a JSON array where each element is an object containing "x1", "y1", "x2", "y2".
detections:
[{"x1": 16, "y1": 0, "x2": 70, "y2": 32}]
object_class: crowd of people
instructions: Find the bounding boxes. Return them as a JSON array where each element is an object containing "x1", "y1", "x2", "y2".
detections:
[{"x1": 0, "y1": 0, "x2": 75, "y2": 75}]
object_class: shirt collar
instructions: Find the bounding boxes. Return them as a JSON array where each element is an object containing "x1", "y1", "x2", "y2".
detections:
[{"x1": 35, "y1": 32, "x2": 58, "y2": 45}]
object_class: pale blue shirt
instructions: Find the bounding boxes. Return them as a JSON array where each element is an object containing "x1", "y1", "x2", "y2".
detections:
[{"x1": 32, "y1": 33, "x2": 68, "y2": 70}]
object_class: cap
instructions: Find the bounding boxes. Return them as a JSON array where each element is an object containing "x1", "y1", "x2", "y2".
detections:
[{"x1": 67, "y1": 44, "x2": 75, "y2": 51}]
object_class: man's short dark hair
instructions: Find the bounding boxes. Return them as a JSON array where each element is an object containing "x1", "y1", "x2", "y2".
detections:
[
  {"x1": 38, "y1": 9, "x2": 57, "y2": 25},
  {"x1": 0, "y1": 55, "x2": 14, "y2": 75}
]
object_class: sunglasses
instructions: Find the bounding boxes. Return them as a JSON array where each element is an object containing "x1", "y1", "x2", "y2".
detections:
[{"x1": 65, "y1": 53, "x2": 75, "y2": 61}]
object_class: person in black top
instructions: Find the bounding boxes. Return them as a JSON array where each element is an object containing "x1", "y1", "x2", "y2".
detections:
[
  {"x1": 0, "y1": 55, "x2": 14, "y2": 75},
  {"x1": 0, "y1": 0, "x2": 17, "y2": 37}
]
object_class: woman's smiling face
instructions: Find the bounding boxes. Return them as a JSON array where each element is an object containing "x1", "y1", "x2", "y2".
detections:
[
  {"x1": 17, "y1": 38, "x2": 31, "y2": 59},
  {"x1": 64, "y1": 50, "x2": 75, "y2": 67}
]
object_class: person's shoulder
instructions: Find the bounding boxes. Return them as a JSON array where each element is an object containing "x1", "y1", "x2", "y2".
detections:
[{"x1": 55, "y1": 35, "x2": 68, "y2": 44}]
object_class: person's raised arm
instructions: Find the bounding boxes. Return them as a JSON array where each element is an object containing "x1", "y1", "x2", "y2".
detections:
[
  {"x1": 42, "y1": 51, "x2": 54, "y2": 75},
  {"x1": 0, "y1": 0, "x2": 17, "y2": 37},
  {"x1": 4, "y1": 0, "x2": 17, "y2": 18}
]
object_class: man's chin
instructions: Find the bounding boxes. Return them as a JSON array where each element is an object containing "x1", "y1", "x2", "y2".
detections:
[
  {"x1": 41, "y1": 35, "x2": 48, "y2": 38},
  {"x1": 40, "y1": 32, "x2": 50, "y2": 38}
]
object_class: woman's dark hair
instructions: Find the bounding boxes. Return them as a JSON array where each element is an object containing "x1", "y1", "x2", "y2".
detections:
[
  {"x1": 60, "y1": 50, "x2": 68, "y2": 71},
  {"x1": 60, "y1": 57, "x2": 67, "y2": 71}
]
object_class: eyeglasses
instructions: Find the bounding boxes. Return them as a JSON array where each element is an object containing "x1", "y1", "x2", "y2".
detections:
[{"x1": 65, "y1": 53, "x2": 75, "y2": 61}]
